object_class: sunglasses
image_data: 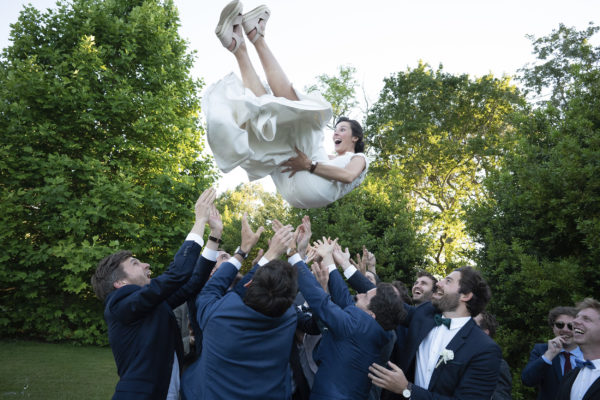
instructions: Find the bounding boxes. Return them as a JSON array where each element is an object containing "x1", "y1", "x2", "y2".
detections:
[{"x1": 554, "y1": 322, "x2": 573, "y2": 330}]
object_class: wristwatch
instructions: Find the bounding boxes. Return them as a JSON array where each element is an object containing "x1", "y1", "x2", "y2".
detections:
[
  {"x1": 309, "y1": 160, "x2": 318, "y2": 173},
  {"x1": 234, "y1": 246, "x2": 248, "y2": 259},
  {"x1": 402, "y1": 382, "x2": 412, "y2": 398}
]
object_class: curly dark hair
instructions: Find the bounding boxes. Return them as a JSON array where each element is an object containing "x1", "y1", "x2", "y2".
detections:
[
  {"x1": 243, "y1": 259, "x2": 298, "y2": 318},
  {"x1": 92, "y1": 250, "x2": 132, "y2": 301},
  {"x1": 455, "y1": 266, "x2": 491, "y2": 317},
  {"x1": 368, "y1": 282, "x2": 406, "y2": 330},
  {"x1": 415, "y1": 270, "x2": 438, "y2": 288},
  {"x1": 547, "y1": 306, "x2": 577, "y2": 328},
  {"x1": 336, "y1": 116, "x2": 364, "y2": 153},
  {"x1": 475, "y1": 311, "x2": 498, "y2": 338}
]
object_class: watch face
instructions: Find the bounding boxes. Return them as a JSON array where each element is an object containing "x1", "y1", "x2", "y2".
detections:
[{"x1": 402, "y1": 388, "x2": 411, "y2": 398}]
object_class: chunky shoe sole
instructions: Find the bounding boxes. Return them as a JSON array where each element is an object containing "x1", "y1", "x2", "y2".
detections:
[{"x1": 215, "y1": 0, "x2": 244, "y2": 52}]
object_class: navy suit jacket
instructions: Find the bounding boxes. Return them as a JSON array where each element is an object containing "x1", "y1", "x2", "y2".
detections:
[
  {"x1": 555, "y1": 367, "x2": 600, "y2": 400},
  {"x1": 181, "y1": 261, "x2": 297, "y2": 400},
  {"x1": 521, "y1": 343, "x2": 567, "y2": 400},
  {"x1": 295, "y1": 260, "x2": 392, "y2": 400},
  {"x1": 348, "y1": 271, "x2": 501, "y2": 400},
  {"x1": 105, "y1": 241, "x2": 214, "y2": 400}
]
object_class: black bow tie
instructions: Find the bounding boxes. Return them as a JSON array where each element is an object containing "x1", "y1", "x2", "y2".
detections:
[
  {"x1": 434, "y1": 314, "x2": 451, "y2": 328},
  {"x1": 576, "y1": 359, "x2": 596, "y2": 370}
]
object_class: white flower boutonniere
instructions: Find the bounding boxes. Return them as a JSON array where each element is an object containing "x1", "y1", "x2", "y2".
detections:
[{"x1": 435, "y1": 348, "x2": 454, "y2": 368}]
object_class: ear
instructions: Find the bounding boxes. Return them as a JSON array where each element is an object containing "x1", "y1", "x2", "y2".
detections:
[
  {"x1": 367, "y1": 310, "x2": 376, "y2": 319},
  {"x1": 113, "y1": 279, "x2": 127, "y2": 289},
  {"x1": 460, "y1": 292, "x2": 473, "y2": 303},
  {"x1": 243, "y1": 279, "x2": 253, "y2": 288}
]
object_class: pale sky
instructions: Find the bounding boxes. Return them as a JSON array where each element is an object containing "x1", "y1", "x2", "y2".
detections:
[{"x1": 2, "y1": 0, "x2": 598, "y2": 192}]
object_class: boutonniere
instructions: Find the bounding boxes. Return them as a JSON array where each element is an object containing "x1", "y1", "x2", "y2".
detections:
[{"x1": 435, "y1": 348, "x2": 454, "y2": 368}]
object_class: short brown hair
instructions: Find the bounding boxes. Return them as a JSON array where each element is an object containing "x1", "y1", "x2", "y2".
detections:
[
  {"x1": 547, "y1": 306, "x2": 577, "y2": 328},
  {"x1": 91, "y1": 250, "x2": 131, "y2": 301}
]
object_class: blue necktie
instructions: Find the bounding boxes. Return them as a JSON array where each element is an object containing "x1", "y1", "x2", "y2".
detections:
[
  {"x1": 434, "y1": 314, "x2": 451, "y2": 328},
  {"x1": 575, "y1": 359, "x2": 596, "y2": 370}
]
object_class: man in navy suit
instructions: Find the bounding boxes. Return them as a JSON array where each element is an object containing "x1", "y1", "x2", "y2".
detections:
[
  {"x1": 556, "y1": 297, "x2": 600, "y2": 400},
  {"x1": 181, "y1": 215, "x2": 299, "y2": 400},
  {"x1": 521, "y1": 306, "x2": 581, "y2": 400},
  {"x1": 363, "y1": 266, "x2": 501, "y2": 399},
  {"x1": 285, "y1": 227, "x2": 405, "y2": 400},
  {"x1": 91, "y1": 188, "x2": 221, "y2": 399}
]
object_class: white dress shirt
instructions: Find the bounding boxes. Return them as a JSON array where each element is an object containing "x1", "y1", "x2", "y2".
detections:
[
  {"x1": 570, "y1": 359, "x2": 600, "y2": 400},
  {"x1": 415, "y1": 316, "x2": 471, "y2": 389}
]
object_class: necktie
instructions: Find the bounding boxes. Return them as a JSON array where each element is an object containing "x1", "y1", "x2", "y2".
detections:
[
  {"x1": 575, "y1": 359, "x2": 596, "y2": 370},
  {"x1": 563, "y1": 352, "x2": 572, "y2": 374},
  {"x1": 434, "y1": 314, "x2": 451, "y2": 328}
]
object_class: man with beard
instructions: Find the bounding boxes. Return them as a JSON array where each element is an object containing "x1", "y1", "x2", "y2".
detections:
[
  {"x1": 349, "y1": 266, "x2": 501, "y2": 399},
  {"x1": 555, "y1": 298, "x2": 600, "y2": 400},
  {"x1": 411, "y1": 271, "x2": 437, "y2": 306},
  {"x1": 522, "y1": 306, "x2": 581, "y2": 400}
]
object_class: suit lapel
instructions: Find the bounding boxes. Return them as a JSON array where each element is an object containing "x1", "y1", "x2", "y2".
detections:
[
  {"x1": 553, "y1": 353, "x2": 564, "y2": 380},
  {"x1": 427, "y1": 319, "x2": 474, "y2": 390},
  {"x1": 583, "y1": 376, "x2": 600, "y2": 400}
]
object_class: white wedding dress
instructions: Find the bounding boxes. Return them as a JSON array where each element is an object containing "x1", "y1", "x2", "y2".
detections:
[{"x1": 203, "y1": 73, "x2": 369, "y2": 208}]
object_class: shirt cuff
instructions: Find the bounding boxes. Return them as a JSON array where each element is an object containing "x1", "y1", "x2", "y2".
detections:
[
  {"x1": 288, "y1": 253, "x2": 303, "y2": 265},
  {"x1": 228, "y1": 257, "x2": 242, "y2": 270},
  {"x1": 541, "y1": 355, "x2": 552, "y2": 365},
  {"x1": 326, "y1": 264, "x2": 337, "y2": 273},
  {"x1": 186, "y1": 232, "x2": 204, "y2": 248},
  {"x1": 343, "y1": 265, "x2": 358, "y2": 279},
  {"x1": 258, "y1": 256, "x2": 270, "y2": 267},
  {"x1": 202, "y1": 247, "x2": 218, "y2": 261}
]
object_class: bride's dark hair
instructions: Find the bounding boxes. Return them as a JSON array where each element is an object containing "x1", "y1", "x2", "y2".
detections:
[{"x1": 336, "y1": 117, "x2": 364, "y2": 153}]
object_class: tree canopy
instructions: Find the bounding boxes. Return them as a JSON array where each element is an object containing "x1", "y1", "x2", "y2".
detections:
[{"x1": 0, "y1": 0, "x2": 215, "y2": 344}]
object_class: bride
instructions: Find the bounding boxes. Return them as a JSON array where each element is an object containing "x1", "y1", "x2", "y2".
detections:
[{"x1": 203, "y1": 0, "x2": 369, "y2": 208}]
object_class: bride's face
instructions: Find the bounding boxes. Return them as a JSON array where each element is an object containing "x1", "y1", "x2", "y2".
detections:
[{"x1": 333, "y1": 121, "x2": 357, "y2": 154}]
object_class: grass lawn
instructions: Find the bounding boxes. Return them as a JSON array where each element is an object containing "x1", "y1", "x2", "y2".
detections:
[{"x1": 0, "y1": 340, "x2": 118, "y2": 399}]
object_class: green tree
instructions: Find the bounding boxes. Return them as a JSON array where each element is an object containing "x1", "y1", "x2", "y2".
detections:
[
  {"x1": 365, "y1": 62, "x2": 524, "y2": 274},
  {"x1": 0, "y1": 0, "x2": 216, "y2": 344},
  {"x1": 306, "y1": 65, "x2": 359, "y2": 127},
  {"x1": 466, "y1": 24, "x2": 600, "y2": 399}
]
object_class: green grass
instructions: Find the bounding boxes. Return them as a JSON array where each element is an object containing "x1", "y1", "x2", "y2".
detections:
[{"x1": 0, "y1": 340, "x2": 118, "y2": 399}]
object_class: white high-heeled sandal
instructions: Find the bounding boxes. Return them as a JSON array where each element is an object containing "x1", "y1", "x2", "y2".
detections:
[
  {"x1": 215, "y1": 0, "x2": 244, "y2": 53},
  {"x1": 242, "y1": 5, "x2": 270, "y2": 43}
]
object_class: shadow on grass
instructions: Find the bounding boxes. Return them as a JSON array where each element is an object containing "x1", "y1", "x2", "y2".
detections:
[{"x1": 0, "y1": 340, "x2": 117, "y2": 399}]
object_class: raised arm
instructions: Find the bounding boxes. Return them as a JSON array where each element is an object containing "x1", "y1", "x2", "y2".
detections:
[
  {"x1": 281, "y1": 147, "x2": 366, "y2": 184},
  {"x1": 167, "y1": 204, "x2": 223, "y2": 308}
]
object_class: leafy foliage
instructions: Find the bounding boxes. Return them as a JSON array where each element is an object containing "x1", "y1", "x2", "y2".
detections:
[
  {"x1": 0, "y1": 0, "x2": 216, "y2": 344},
  {"x1": 466, "y1": 23, "x2": 600, "y2": 399},
  {"x1": 305, "y1": 65, "x2": 359, "y2": 126},
  {"x1": 365, "y1": 62, "x2": 524, "y2": 273}
]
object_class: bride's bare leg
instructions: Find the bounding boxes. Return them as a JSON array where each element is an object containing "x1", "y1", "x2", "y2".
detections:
[
  {"x1": 252, "y1": 37, "x2": 299, "y2": 101},
  {"x1": 234, "y1": 41, "x2": 267, "y2": 97}
]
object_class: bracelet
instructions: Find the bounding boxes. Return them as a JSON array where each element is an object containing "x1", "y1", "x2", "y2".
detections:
[
  {"x1": 208, "y1": 235, "x2": 222, "y2": 244},
  {"x1": 309, "y1": 161, "x2": 318, "y2": 173}
]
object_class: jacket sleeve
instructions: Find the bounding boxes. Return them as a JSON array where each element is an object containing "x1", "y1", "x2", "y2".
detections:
[
  {"x1": 195, "y1": 262, "x2": 239, "y2": 329},
  {"x1": 521, "y1": 344, "x2": 549, "y2": 387},
  {"x1": 166, "y1": 254, "x2": 216, "y2": 309},
  {"x1": 327, "y1": 267, "x2": 355, "y2": 308},
  {"x1": 295, "y1": 260, "x2": 355, "y2": 337},
  {"x1": 106, "y1": 240, "x2": 201, "y2": 324},
  {"x1": 347, "y1": 269, "x2": 376, "y2": 293}
]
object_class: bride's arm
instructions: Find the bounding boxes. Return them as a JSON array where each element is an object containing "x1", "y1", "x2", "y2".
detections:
[{"x1": 280, "y1": 148, "x2": 366, "y2": 184}]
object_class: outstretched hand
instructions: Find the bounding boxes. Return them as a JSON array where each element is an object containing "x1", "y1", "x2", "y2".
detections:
[
  {"x1": 333, "y1": 243, "x2": 352, "y2": 271},
  {"x1": 264, "y1": 223, "x2": 294, "y2": 260},
  {"x1": 295, "y1": 215, "x2": 312, "y2": 258},
  {"x1": 280, "y1": 147, "x2": 311, "y2": 177},
  {"x1": 312, "y1": 261, "x2": 329, "y2": 292},
  {"x1": 240, "y1": 212, "x2": 264, "y2": 253}
]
